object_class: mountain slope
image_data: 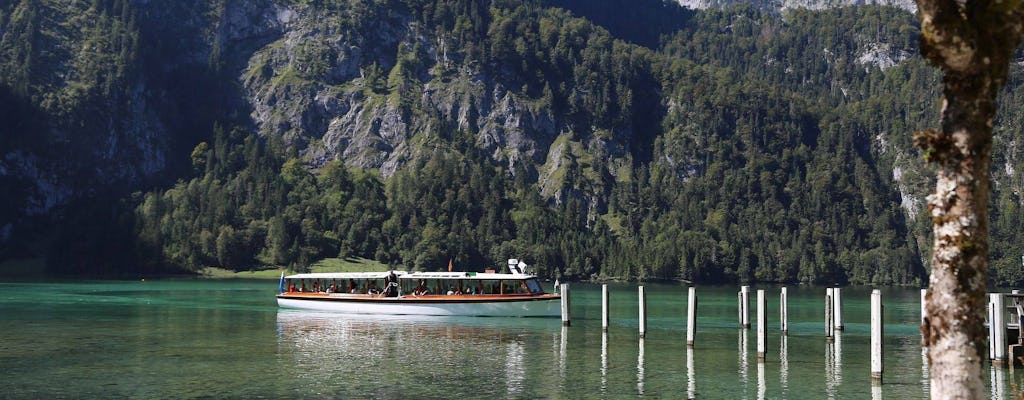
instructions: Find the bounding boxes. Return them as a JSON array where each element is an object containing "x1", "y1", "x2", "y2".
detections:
[{"x1": 3, "y1": 0, "x2": 1024, "y2": 284}]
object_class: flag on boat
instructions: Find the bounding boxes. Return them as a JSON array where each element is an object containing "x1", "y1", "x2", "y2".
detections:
[
  {"x1": 448, "y1": 258, "x2": 453, "y2": 272},
  {"x1": 278, "y1": 271, "x2": 285, "y2": 293}
]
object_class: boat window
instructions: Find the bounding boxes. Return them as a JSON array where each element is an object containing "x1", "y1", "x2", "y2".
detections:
[{"x1": 525, "y1": 279, "x2": 544, "y2": 294}]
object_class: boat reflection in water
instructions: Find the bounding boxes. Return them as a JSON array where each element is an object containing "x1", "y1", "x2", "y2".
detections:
[{"x1": 275, "y1": 311, "x2": 560, "y2": 398}]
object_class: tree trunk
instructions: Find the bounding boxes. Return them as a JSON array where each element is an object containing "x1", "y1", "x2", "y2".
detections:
[{"x1": 913, "y1": 0, "x2": 1022, "y2": 398}]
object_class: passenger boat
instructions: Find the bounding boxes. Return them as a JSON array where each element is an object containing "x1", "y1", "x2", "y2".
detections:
[{"x1": 276, "y1": 259, "x2": 561, "y2": 317}]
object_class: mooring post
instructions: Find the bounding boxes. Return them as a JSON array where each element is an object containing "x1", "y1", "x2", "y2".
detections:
[
  {"x1": 990, "y1": 293, "x2": 1007, "y2": 365},
  {"x1": 825, "y1": 288, "x2": 834, "y2": 342},
  {"x1": 639, "y1": 286, "x2": 647, "y2": 338},
  {"x1": 757, "y1": 289, "x2": 767, "y2": 361},
  {"x1": 920, "y1": 288, "x2": 927, "y2": 327},
  {"x1": 740, "y1": 285, "x2": 750, "y2": 328},
  {"x1": 561, "y1": 283, "x2": 571, "y2": 326},
  {"x1": 602, "y1": 284, "x2": 610, "y2": 331},
  {"x1": 871, "y1": 289, "x2": 883, "y2": 383},
  {"x1": 687, "y1": 286, "x2": 697, "y2": 347},
  {"x1": 833, "y1": 287, "x2": 844, "y2": 331},
  {"x1": 780, "y1": 287, "x2": 788, "y2": 335}
]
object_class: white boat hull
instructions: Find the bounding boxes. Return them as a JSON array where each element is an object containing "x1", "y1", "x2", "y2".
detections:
[{"x1": 276, "y1": 295, "x2": 561, "y2": 317}]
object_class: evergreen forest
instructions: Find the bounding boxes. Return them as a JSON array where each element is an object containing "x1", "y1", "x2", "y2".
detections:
[{"x1": 3, "y1": 0, "x2": 1024, "y2": 286}]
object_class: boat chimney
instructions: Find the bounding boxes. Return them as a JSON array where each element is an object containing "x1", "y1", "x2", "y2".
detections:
[{"x1": 508, "y1": 259, "x2": 522, "y2": 275}]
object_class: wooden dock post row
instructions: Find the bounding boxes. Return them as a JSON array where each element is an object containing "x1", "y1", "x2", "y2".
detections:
[
  {"x1": 871, "y1": 289, "x2": 883, "y2": 383},
  {"x1": 639, "y1": 286, "x2": 647, "y2": 338},
  {"x1": 780, "y1": 287, "x2": 788, "y2": 335},
  {"x1": 833, "y1": 287, "x2": 844, "y2": 331},
  {"x1": 989, "y1": 293, "x2": 1007, "y2": 365},
  {"x1": 825, "y1": 288, "x2": 834, "y2": 342},
  {"x1": 757, "y1": 289, "x2": 767, "y2": 361},
  {"x1": 560, "y1": 283, "x2": 570, "y2": 326},
  {"x1": 602, "y1": 284, "x2": 610, "y2": 331},
  {"x1": 739, "y1": 285, "x2": 751, "y2": 329},
  {"x1": 687, "y1": 286, "x2": 697, "y2": 347}
]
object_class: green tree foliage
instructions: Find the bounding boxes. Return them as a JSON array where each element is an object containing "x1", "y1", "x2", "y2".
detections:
[{"x1": 10, "y1": 0, "x2": 1024, "y2": 284}]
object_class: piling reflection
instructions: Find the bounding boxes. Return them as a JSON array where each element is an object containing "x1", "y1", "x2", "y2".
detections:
[
  {"x1": 637, "y1": 337, "x2": 646, "y2": 395},
  {"x1": 687, "y1": 347, "x2": 696, "y2": 399},
  {"x1": 921, "y1": 346, "x2": 930, "y2": 396},
  {"x1": 757, "y1": 360, "x2": 766, "y2": 400},
  {"x1": 780, "y1": 334, "x2": 789, "y2": 397},
  {"x1": 990, "y1": 364, "x2": 1006, "y2": 400},
  {"x1": 833, "y1": 330, "x2": 843, "y2": 386},
  {"x1": 560, "y1": 325, "x2": 568, "y2": 383},
  {"x1": 739, "y1": 329, "x2": 749, "y2": 389},
  {"x1": 601, "y1": 332, "x2": 608, "y2": 394},
  {"x1": 872, "y1": 383, "x2": 883, "y2": 400}
]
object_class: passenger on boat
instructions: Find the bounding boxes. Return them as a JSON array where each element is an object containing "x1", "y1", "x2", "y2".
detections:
[
  {"x1": 287, "y1": 282, "x2": 297, "y2": 293},
  {"x1": 300, "y1": 281, "x2": 307, "y2": 292},
  {"x1": 414, "y1": 280, "x2": 430, "y2": 296},
  {"x1": 447, "y1": 287, "x2": 455, "y2": 295},
  {"x1": 367, "y1": 282, "x2": 379, "y2": 295}
]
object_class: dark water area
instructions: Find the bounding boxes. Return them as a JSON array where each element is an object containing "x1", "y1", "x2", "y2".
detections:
[{"x1": 0, "y1": 280, "x2": 1017, "y2": 399}]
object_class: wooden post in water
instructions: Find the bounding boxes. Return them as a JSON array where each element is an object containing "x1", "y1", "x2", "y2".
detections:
[
  {"x1": 832, "y1": 287, "x2": 844, "y2": 331},
  {"x1": 990, "y1": 293, "x2": 1007, "y2": 365},
  {"x1": 825, "y1": 288, "x2": 834, "y2": 342},
  {"x1": 920, "y1": 288, "x2": 928, "y2": 347},
  {"x1": 602, "y1": 284, "x2": 610, "y2": 331},
  {"x1": 757, "y1": 289, "x2": 767, "y2": 361},
  {"x1": 687, "y1": 286, "x2": 697, "y2": 347},
  {"x1": 920, "y1": 289, "x2": 927, "y2": 326},
  {"x1": 740, "y1": 285, "x2": 751, "y2": 328},
  {"x1": 871, "y1": 289, "x2": 883, "y2": 383},
  {"x1": 561, "y1": 283, "x2": 571, "y2": 327},
  {"x1": 638, "y1": 286, "x2": 647, "y2": 338},
  {"x1": 780, "y1": 287, "x2": 788, "y2": 335}
]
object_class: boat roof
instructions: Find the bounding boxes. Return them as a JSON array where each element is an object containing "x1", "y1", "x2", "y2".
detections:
[
  {"x1": 285, "y1": 271, "x2": 404, "y2": 280},
  {"x1": 284, "y1": 271, "x2": 536, "y2": 280}
]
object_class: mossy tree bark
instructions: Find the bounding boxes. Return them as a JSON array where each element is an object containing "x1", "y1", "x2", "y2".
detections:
[{"x1": 913, "y1": 0, "x2": 1022, "y2": 398}]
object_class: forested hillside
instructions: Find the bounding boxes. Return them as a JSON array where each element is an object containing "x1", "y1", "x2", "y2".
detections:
[{"x1": 2, "y1": 0, "x2": 1024, "y2": 285}]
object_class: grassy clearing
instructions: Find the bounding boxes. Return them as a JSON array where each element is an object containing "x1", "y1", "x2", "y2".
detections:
[
  {"x1": 309, "y1": 257, "x2": 391, "y2": 273},
  {"x1": 198, "y1": 257, "x2": 390, "y2": 279}
]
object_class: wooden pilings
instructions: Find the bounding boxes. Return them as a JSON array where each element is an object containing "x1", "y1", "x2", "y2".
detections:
[
  {"x1": 560, "y1": 283, "x2": 570, "y2": 326},
  {"x1": 871, "y1": 289, "x2": 883, "y2": 383},
  {"x1": 832, "y1": 287, "x2": 844, "y2": 331},
  {"x1": 780, "y1": 287, "x2": 788, "y2": 335},
  {"x1": 687, "y1": 286, "x2": 697, "y2": 347},
  {"x1": 602, "y1": 284, "x2": 609, "y2": 331},
  {"x1": 757, "y1": 289, "x2": 767, "y2": 361},
  {"x1": 825, "y1": 288, "x2": 834, "y2": 342},
  {"x1": 638, "y1": 286, "x2": 647, "y2": 338},
  {"x1": 990, "y1": 293, "x2": 1007, "y2": 365},
  {"x1": 739, "y1": 285, "x2": 751, "y2": 329}
]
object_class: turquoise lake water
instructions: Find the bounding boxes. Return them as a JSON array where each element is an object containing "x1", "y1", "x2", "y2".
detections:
[{"x1": 0, "y1": 280, "x2": 1018, "y2": 399}]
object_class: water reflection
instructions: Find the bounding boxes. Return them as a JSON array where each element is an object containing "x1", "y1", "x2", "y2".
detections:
[
  {"x1": 601, "y1": 332, "x2": 608, "y2": 394},
  {"x1": 921, "y1": 346, "x2": 930, "y2": 396},
  {"x1": 687, "y1": 347, "x2": 696, "y2": 399},
  {"x1": 873, "y1": 383, "x2": 883, "y2": 400},
  {"x1": 780, "y1": 334, "x2": 789, "y2": 397},
  {"x1": 560, "y1": 325, "x2": 568, "y2": 384},
  {"x1": 757, "y1": 360, "x2": 766, "y2": 400},
  {"x1": 739, "y1": 329, "x2": 749, "y2": 390},
  {"x1": 833, "y1": 330, "x2": 843, "y2": 387},
  {"x1": 637, "y1": 338, "x2": 646, "y2": 395},
  {"x1": 991, "y1": 365, "x2": 1006, "y2": 400},
  {"x1": 507, "y1": 341, "x2": 525, "y2": 396},
  {"x1": 275, "y1": 311, "x2": 550, "y2": 398}
]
